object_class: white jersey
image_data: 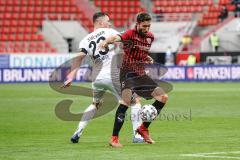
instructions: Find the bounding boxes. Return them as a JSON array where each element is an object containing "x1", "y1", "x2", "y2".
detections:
[{"x1": 79, "y1": 28, "x2": 119, "y2": 82}]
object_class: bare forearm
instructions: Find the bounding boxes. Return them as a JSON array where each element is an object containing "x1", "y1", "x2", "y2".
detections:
[
  {"x1": 105, "y1": 35, "x2": 121, "y2": 45},
  {"x1": 67, "y1": 53, "x2": 85, "y2": 80},
  {"x1": 99, "y1": 35, "x2": 121, "y2": 50}
]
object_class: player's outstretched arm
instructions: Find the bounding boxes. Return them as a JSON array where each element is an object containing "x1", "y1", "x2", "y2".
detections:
[
  {"x1": 62, "y1": 52, "x2": 86, "y2": 88},
  {"x1": 99, "y1": 35, "x2": 121, "y2": 49}
]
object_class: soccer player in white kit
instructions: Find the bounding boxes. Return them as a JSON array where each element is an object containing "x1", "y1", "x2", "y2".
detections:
[{"x1": 63, "y1": 12, "x2": 143, "y2": 143}]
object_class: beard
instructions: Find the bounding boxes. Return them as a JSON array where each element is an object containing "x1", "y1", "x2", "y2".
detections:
[{"x1": 138, "y1": 29, "x2": 147, "y2": 37}]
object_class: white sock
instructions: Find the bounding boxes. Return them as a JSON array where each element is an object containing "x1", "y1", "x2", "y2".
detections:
[
  {"x1": 74, "y1": 104, "x2": 97, "y2": 136},
  {"x1": 130, "y1": 103, "x2": 142, "y2": 137}
]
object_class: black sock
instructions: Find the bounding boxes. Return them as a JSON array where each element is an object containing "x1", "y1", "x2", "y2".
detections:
[
  {"x1": 152, "y1": 100, "x2": 165, "y2": 114},
  {"x1": 112, "y1": 104, "x2": 128, "y2": 136},
  {"x1": 143, "y1": 100, "x2": 165, "y2": 128}
]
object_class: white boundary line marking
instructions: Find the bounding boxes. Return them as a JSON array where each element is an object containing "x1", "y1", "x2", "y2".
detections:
[
  {"x1": 181, "y1": 151, "x2": 240, "y2": 159},
  {"x1": 174, "y1": 88, "x2": 240, "y2": 92}
]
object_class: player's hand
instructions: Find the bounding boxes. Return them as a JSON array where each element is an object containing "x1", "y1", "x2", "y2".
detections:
[
  {"x1": 148, "y1": 58, "x2": 154, "y2": 64},
  {"x1": 61, "y1": 78, "x2": 73, "y2": 88},
  {"x1": 98, "y1": 41, "x2": 108, "y2": 49},
  {"x1": 146, "y1": 56, "x2": 154, "y2": 64}
]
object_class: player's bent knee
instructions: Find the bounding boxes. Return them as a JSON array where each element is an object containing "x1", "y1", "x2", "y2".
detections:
[
  {"x1": 154, "y1": 94, "x2": 168, "y2": 103},
  {"x1": 151, "y1": 87, "x2": 166, "y2": 98},
  {"x1": 161, "y1": 94, "x2": 168, "y2": 103},
  {"x1": 93, "y1": 102, "x2": 102, "y2": 109}
]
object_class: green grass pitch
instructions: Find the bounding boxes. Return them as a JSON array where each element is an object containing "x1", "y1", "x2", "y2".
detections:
[{"x1": 0, "y1": 83, "x2": 240, "y2": 160}]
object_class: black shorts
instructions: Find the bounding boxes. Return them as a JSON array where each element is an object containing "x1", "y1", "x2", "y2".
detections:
[{"x1": 120, "y1": 69, "x2": 158, "y2": 99}]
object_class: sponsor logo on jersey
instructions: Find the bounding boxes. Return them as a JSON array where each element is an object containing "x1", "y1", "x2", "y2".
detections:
[{"x1": 146, "y1": 38, "x2": 152, "y2": 44}]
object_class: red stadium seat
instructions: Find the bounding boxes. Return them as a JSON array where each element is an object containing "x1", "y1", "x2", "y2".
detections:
[
  {"x1": 28, "y1": 0, "x2": 35, "y2": 6},
  {"x1": 192, "y1": 1, "x2": 198, "y2": 6},
  {"x1": 182, "y1": 6, "x2": 188, "y2": 13},
  {"x1": 34, "y1": 6, "x2": 42, "y2": 13},
  {"x1": 211, "y1": 19, "x2": 219, "y2": 25},
  {"x1": 94, "y1": 0, "x2": 144, "y2": 27},
  {"x1": 208, "y1": 5, "x2": 221, "y2": 12},
  {"x1": 42, "y1": 0, "x2": 50, "y2": 6},
  {"x1": 207, "y1": 0, "x2": 214, "y2": 5},
  {"x1": 32, "y1": 20, "x2": 42, "y2": 27},
  {"x1": 0, "y1": 0, "x2": 96, "y2": 53},
  {"x1": 27, "y1": 6, "x2": 35, "y2": 13},
  {"x1": 154, "y1": 1, "x2": 162, "y2": 7},
  {"x1": 165, "y1": 7, "x2": 174, "y2": 13},
  {"x1": 197, "y1": 6, "x2": 203, "y2": 12},
  {"x1": 10, "y1": 27, "x2": 17, "y2": 33},
  {"x1": 227, "y1": 4, "x2": 236, "y2": 11},
  {"x1": 175, "y1": 7, "x2": 181, "y2": 13},
  {"x1": 62, "y1": 6, "x2": 70, "y2": 13},
  {"x1": 17, "y1": 27, "x2": 25, "y2": 33},
  {"x1": 153, "y1": 0, "x2": 212, "y2": 16},
  {"x1": 6, "y1": 0, "x2": 14, "y2": 6},
  {"x1": 12, "y1": 6, "x2": 20, "y2": 12},
  {"x1": 12, "y1": 13, "x2": 18, "y2": 19},
  {"x1": 5, "y1": 6, "x2": 13, "y2": 12},
  {"x1": 94, "y1": 1, "x2": 101, "y2": 6},
  {"x1": 34, "y1": 14, "x2": 44, "y2": 20},
  {"x1": 56, "y1": 0, "x2": 64, "y2": 6},
  {"x1": 162, "y1": 0, "x2": 168, "y2": 7},
  {"x1": 0, "y1": 1, "x2": 5, "y2": 6},
  {"x1": 0, "y1": 6, "x2": 5, "y2": 12},
  {"x1": 10, "y1": 20, "x2": 18, "y2": 27},
  {"x1": 184, "y1": 1, "x2": 191, "y2": 6},
  {"x1": 20, "y1": 6, "x2": 28, "y2": 13},
  {"x1": 62, "y1": 14, "x2": 71, "y2": 20},
  {"x1": 70, "y1": 7, "x2": 77, "y2": 13},
  {"x1": 219, "y1": 0, "x2": 231, "y2": 5},
  {"x1": 63, "y1": 0, "x2": 71, "y2": 6},
  {"x1": 26, "y1": 13, "x2": 34, "y2": 20},
  {"x1": 168, "y1": 1, "x2": 175, "y2": 6}
]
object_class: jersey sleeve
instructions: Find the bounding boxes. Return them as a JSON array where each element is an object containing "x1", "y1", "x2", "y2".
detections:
[
  {"x1": 119, "y1": 29, "x2": 133, "y2": 41},
  {"x1": 78, "y1": 39, "x2": 88, "y2": 55}
]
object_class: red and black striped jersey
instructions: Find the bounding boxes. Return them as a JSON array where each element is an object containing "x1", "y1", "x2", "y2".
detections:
[{"x1": 120, "y1": 28, "x2": 154, "y2": 75}]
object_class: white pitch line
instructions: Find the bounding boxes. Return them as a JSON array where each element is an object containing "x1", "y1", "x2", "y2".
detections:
[
  {"x1": 181, "y1": 151, "x2": 240, "y2": 160},
  {"x1": 174, "y1": 88, "x2": 240, "y2": 92},
  {"x1": 196, "y1": 151, "x2": 240, "y2": 155},
  {"x1": 182, "y1": 154, "x2": 240, "y2": 159}
]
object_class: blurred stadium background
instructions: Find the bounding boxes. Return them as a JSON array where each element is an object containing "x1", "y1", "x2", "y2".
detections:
[
  {"x1": 0, "y1": 0, "x2": 240, "y2": 160},
  {"x1": 0, "y1": 0, "x2": 240, "y2": 82}
]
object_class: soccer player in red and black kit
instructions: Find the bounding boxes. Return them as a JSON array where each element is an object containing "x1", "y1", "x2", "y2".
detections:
[{"x1": 100, "y1": 12, "x2": 168, "y2": 147}]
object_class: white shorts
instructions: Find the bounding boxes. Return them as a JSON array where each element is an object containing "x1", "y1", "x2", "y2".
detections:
[{"x1": 92, "y1": 78, "x2": 121, "y2": 103}]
